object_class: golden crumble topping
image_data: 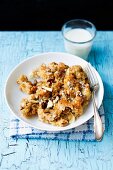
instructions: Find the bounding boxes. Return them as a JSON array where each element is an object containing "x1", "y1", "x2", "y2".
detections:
[{"x1": 17, "y1": 62, "x2": 91, "y2": 127}]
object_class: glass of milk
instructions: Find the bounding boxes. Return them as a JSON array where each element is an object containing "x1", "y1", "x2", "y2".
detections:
[{"x1": 62, "y1": 19, "x2": 96, "y2": 60}]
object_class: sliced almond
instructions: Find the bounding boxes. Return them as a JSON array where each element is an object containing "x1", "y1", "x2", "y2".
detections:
[
  {"x1": 42, "y1": 86, "x2": 52, "y2": 92},
  {"x1": 53, "y1": 96, "x2": 59, "y2": 104},
  {"x1": 47, "y1": 100, "x2": 53, "y2": 108}
]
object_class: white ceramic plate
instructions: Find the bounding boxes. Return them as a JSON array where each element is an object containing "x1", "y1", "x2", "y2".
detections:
[{"x1": 5, "y1": 52, "x2": 104, "y2": 131}]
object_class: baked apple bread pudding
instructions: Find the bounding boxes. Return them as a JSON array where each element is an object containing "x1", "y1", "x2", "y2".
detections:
[{"x1": 17, "y1": 62, "x2": 92, "y2": 127}]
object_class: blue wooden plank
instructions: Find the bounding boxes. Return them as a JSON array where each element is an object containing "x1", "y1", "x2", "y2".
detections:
[{"x1": 0, "y1": 31, "x2": 113, "y2": 170}]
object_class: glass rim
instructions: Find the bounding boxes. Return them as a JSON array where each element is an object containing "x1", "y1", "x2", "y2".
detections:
[{"x1": 61, "y1": 19, "x2": 97, "y2": 44}]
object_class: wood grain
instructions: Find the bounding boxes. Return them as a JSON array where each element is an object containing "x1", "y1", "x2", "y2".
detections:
[{"x1": 0, "y1": 31, "x2": 113, "y2": 170}]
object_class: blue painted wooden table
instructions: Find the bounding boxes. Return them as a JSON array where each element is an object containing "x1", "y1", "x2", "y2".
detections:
[{"x1": 0, "y1": 31, "x2": 113, "y2": 170}]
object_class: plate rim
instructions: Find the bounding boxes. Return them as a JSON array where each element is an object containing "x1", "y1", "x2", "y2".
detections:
[{"x1": 4, "y1": 52, "x2": 104, "y2": 132}]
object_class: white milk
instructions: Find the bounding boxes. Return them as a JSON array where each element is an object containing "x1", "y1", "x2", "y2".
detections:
[{"x1": 64, "y1": 28, "x2": 93, "y2": 60}]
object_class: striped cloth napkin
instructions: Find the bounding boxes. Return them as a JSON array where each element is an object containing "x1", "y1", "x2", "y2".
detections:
[{"x1": 10, "y1": 105, "x2": 105, "y2": 141}]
